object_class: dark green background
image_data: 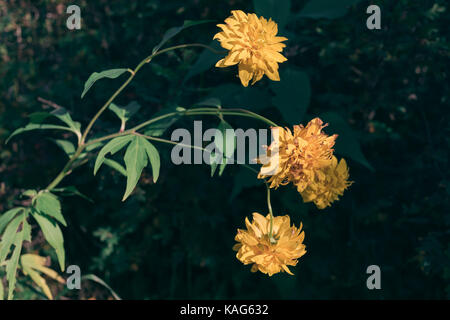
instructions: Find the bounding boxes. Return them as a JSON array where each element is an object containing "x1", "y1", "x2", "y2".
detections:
[{"x1": 0, "y1": 0, "x2": 449, "y2": 299}]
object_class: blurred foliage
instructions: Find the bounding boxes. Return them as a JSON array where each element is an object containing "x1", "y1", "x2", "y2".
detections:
[{"x1": 0, "y1": 0, "x2": 449, "y2": 299}]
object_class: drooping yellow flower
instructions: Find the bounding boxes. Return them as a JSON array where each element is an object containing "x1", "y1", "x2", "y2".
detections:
[
  {"x1": 213, "y1": 10, "x2": 288, "y2": 87},
  {"x1": 233, "y1": 212, "x2": 306, "y2": 276},
  {"x1": 300, "y1": 156, "x2": 353, "y2": 209},
  {"x1": 258, "y1": 118, "x2": 338, "y2": 193}
]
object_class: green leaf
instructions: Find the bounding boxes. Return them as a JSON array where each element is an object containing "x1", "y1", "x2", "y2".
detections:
[
  {"x1": 21, "y1": 254, "x2": 65, "y2": 300},
  {"x1": 210, "y1": 152, "x2": 219, "y2": 177},
  {"x1": 52, "y1": 186, "x2": 93, "y2": 202},
  {"x1": 143, "y1": 106, "x2": 185, "y2": 137},
  {"x1": 30, "y1": 108, "x2": 80, "y2": 133},
  {"x1": 253, "y1": 0, "x2": 291, "y2": 29},
  {"x1": 195, "y1": 98, "x2": 222, "y2": 108},
  {"x1": 0, "y1": 208, "x2": 24, "y2": 235},
  {"x1": 0, "y1": 213, "x2": 24, "y2": 263},
  {"x1": 82, "y1": 274, "x2": 121, "y2": 300},
  {"x1": 212, "y1": 120, "x2": 236, "y2": 177},
  {"x1": 81, "y1": 68, "x2": 129, "y2": 99},
  {"x1": 21, "y1": 190, "x2": 37, "y2": 198},
  {"x1": 183, "y1": 40, "x2": 225, "y2": 83},
  {"x1": 108, "y1": 101, "x2": 141, "y2": 123},
  {"x1": 7, "y1": 108, "x2": 82, "y2": 144},
  {"x1": 271, "y1": 69, "x2": 311, "y2": 125},
  {"x1": 0, "y1": 276, "x2": 3, "y2": 300},
  {"x1": 141, "y1": 138, "x2": 161, "y2": 183},
  {"x1": 298, "y1": 0, "x2": 363, "y2": 19},
  {"x1": 6, "y1": 222, "x2": 26, "y2": 300},
  {"x1": 51, "y1": 139, "x2": 76, "y2": 157},
  {"x1": 28, "y1": 112, "x2": 52, "y2": 123},
  {"x1": 33, "y1": 192, "x2": 66, "y2": 227},
  {"x1": 103, "y1": 159, "x2": 127, "y2": 176},
  {"x1": 94, "y1": 135, "x2": 134, "y2": 175},
  {"x1": 50, "y1": 108, "x2": 81, "y2": 133},
  {"x1": 6, "y1": 123, "x2": 74, "y2": 144},
  {"x1": 152, "y1": 20, "x2": 214, "y2": 54},
  {"x1": 122, "y1": 136, "x2": 148, "y2": 201},
  {"x1": 230, "y1": 167, "x2": 263, "y2": 200},
  {"x1": 31, "y1": 212, "x2": 65, "y2": 271},
  {"x1": 22, "y1": 219, "x2": 32, "y2": 243},
  {"x1": 319, "y1": 112, "x2": 374, "y2": 171},
  {"x1": 122, "y1": 136, "x2": 160, "y2": 201}
]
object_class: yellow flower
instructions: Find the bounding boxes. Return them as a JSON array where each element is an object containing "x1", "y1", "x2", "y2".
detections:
[
  {"x1": 300, "y1": 156, "x2": 353, "y2": 209},
  {"x1": 213, "y1": 10, "x2": 288, "y2": 87},
  {"x1": 258, "y1": 118, "x2": 338, "y2": 192},
  {"x1": 233, "y1": 212, "x2": 306, "y2": 276}
]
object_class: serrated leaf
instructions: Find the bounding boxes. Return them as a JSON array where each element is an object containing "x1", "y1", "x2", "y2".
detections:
[
  {"x1": 0, "y1": 213, "x2": 24, "y2": 263},
  {"x1": 81, "y1": 68, "x2": 129, "y2": 99},
  {"x1": 319, "y1": 111, "x2": 374, "y2": 171},
  {"x1": 33, "y1": 192, "x2": 66, "y2": 227},
  {"x1": 143, "y1": 106, "x2": 185, "y2": 137},
  {"x1": 108, "y1": 101, "x2": 141, "y2": 123},
  {"x1": 6, "y1": 223, "x2": 26, "y2": 300},
  {"x1": 0, "y1": 208, "x2": 24, "y2": 235},
  {"x1": 152, "y1": 20, "x2": 214, "y2": 54},
  {"x1": 298, "y1": 0, "x2": 363, "y2": 19},
  {"x1": 253, "y1": 0, "x2": 291, "y2": 29},
  {"x1": 271, "y1": 69, "x2": 311, "y2": 125},
  {"x1": 21, "y1": 254, "x2": 65, "y2": 300},
  {"x1": 31, "y1": 212, "x2": 65, "y2": 271},
  {"x1": 94, "y1": 135, "x2": 134, "y2": 175}
]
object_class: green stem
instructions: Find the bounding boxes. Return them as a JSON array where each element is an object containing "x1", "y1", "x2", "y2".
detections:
[
  {"x1": 46, "y1": 146, "x2": 85, "y2": 190},
  {"x1": 86, "y1": 108, "x2": 277, "y2": 147},
  {"x1": 134, "y1": 133, "x2": 261, "y2": 179},
  {"x1": 80, "y1": 44, "x2": 220, "y2": 145},
  {"x1": 135, "y1": 133, "x2": 206, "y2": 152},
  {"x1": 45, "y1": 43, "x2": 219, "y2": 191},
  {"x1": 267, "y1": 185, "x2": 276, "y2": 244}
]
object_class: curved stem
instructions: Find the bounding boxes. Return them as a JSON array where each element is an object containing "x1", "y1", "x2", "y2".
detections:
[
  {"x1": 86, "y1": 107, "x2": 277, "y2": 147},
  {"x1": 80, "y1": 71, "x2": 135, "y2": 145},
  {"x1": 80, "y1": 43, "x2": 220, "y2": 145},
  {"x1": 135, "y1": 133, "x2": 205, "y2": 152},
  {"x1": 266, "y1": 185, "x2": 276, "y2": 244},
  {"x1": 136, "y1": 133, "x2": 261, "y2": 178},
  {"x1": 153, "y1": 43, "x2": 225, "y2": 57},
  {"x1": 46, "y1": 146, "x2": 85, "y2": 190},
  {"x1": 45, "y1": 43, "x2": 220, "y2": 191}
]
